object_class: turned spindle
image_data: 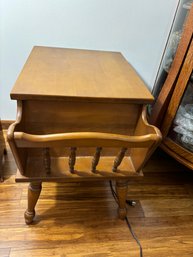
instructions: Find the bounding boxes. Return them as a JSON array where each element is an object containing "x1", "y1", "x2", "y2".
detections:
[
  {"x1": 92, "y1": 147, "x2": 102, "y2": 172},
  {"x1": 69, "y1": 147, "x2": 77, "y2": 173},
  {"x1": 112, "y1": 147, "x2": 127, "y2": 172}
]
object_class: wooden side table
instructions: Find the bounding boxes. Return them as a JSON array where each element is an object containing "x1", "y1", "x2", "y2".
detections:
[{"x1": 7, "y1": 46, "x2": 161, "y2": 224}]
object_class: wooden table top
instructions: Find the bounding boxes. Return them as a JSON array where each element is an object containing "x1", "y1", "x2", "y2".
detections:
[{"x1": 11, "y1": 46, "x2": 153, "y2": 103}]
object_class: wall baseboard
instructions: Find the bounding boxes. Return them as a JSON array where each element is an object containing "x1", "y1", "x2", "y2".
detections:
[{"x1": 1, "y1": 120, "x2": 14, "y2": 129}]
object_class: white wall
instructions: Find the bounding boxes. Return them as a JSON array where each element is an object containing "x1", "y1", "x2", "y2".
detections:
[{"x1": 0, "y1": 0, "x2": 179, "y2": 119}]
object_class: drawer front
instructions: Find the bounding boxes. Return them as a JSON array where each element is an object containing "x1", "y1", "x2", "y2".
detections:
[{"x1": 22, "y1": 100, "x2": 142, "y2": 135}]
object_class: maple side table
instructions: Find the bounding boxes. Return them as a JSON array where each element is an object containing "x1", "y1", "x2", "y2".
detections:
[{"x1": 8, "y1": 46, "x2": 161, "y2": 224}]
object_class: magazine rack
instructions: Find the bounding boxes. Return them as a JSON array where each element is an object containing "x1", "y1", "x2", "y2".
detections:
[{"x1": 8, "y1": 47, "x2": 161, "y2": 224}]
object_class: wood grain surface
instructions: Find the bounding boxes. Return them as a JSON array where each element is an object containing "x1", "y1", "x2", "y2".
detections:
[
  {"x1": 10, "y1": 46, "x2": 153, "y2": 103},
  {"x1": 1, "y1": 129, "x2": 193, "y2": 257}
]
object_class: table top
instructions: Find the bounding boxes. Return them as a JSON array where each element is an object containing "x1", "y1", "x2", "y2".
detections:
[{"x1": 11, "y1": 46, "x2": 153, "y2": 103}]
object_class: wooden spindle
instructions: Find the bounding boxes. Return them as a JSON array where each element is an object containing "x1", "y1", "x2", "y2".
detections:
[
  {"x1": 92, "y1": 147, "x2": 102, "y2": 172},
  {"x1": 43, "y1": 147, "x2": 51, "y2": 174},
  {"x1": 69, "y1": 147, "x2": 77, "y2": 173},
  {"x1": 112, "y1": 147, "x2": 127, "y2": 172}
]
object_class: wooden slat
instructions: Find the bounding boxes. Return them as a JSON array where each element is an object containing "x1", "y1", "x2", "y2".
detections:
[
  {"x1": 15, "y1": 156, "x2": 140, "y2": 182},
  {"x1": 113, "y1": 147, "x2": 127, "y2": 172},
  {"x1": 91, "y1": 147, "x2": 102, "y2": 172},
  {"x1": 69, "y1": 147, "x2": 77, "y2": 173},
  {"x1": 14, "y1": 131, "x2": 159, "y2": 148}
]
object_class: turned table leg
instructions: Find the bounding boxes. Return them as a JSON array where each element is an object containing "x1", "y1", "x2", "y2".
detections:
[
  {"x1": 24, "y1": 182, "x2": 42, "y2": 225},
  {"x1": 116, "y1": 180, "x2": 128, "y2": 220}
]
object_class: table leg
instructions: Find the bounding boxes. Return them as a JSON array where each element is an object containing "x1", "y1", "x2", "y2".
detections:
[
  {"x1": 24, "y1": 182, "x2": 42, "y2": 224},
  {"x1": 116, "y1": 180, "x2": 128, "y2": 219}
]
